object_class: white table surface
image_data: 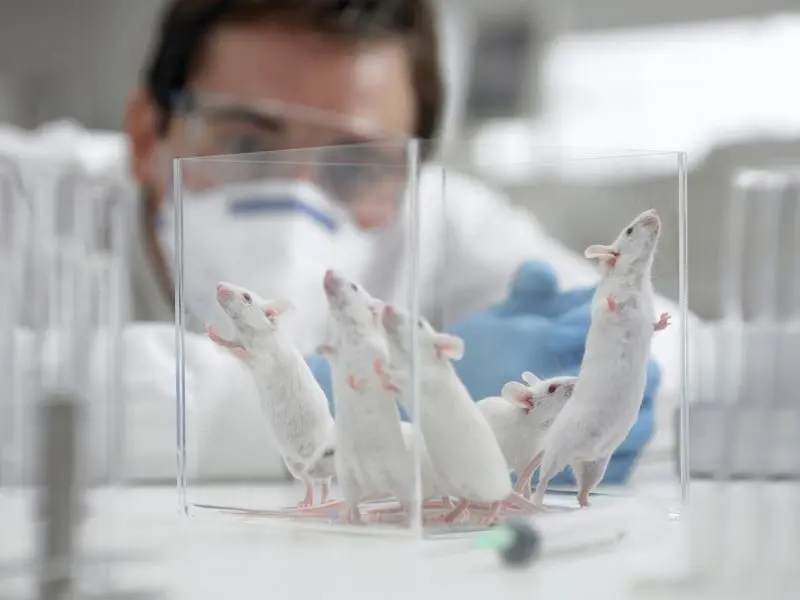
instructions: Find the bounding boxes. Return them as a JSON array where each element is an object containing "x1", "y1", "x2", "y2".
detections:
[
  {"x1": 25, "y1": 478, "x2": 800, "y2": 600},
  {"x1": 1, "y1": 480, "x2": 700, "y2": 600}
]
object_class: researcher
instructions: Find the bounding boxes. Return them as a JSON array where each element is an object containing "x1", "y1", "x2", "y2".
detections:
[{"x1": 118, "y1": 0, "x2": 682, "y2": 486}]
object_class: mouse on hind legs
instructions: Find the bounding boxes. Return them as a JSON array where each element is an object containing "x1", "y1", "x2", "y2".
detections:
[{"x1": 574, "y1": 455, "x2": 612, "y2": 508}]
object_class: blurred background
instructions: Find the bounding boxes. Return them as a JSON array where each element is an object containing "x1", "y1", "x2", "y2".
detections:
[
  {"x1": 2, "y1": 0, "x2": 799, "y2": 319},
  {"x1": 2, "y1": 2, "x2": 799, "y2": 597}
]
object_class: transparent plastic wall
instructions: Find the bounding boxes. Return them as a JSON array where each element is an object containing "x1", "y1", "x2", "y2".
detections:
[
  {"x1": 683, "y1": 167, "x2": 800, "y2": 593},
  {"x1": 0, "y1": 158, "x2": 26, "y2": 486},
  {"x1": 174, "y1": 142, "x2": 688, "y2": 542},
  {"x1": 425, "y1": 147, "x2": 689, "y2": 542},
  {"x1": 174, "y1": 140, "x2": 428, "y2": 534}
]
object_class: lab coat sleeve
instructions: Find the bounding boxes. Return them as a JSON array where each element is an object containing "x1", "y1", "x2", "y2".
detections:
[
  {"x1": 433, "y1": 172, "x2": 601, "y2": 322},
  {"x1": 437, "y1": 172, "x2": 691, "y2": 465},
  {"x1": 122, "y1": 324, "x2": 288, "y2": 482}
]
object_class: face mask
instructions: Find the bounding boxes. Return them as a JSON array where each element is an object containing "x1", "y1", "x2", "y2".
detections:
[{"x1": 156, "y1": 178, "x2": 378, "y2": 354}]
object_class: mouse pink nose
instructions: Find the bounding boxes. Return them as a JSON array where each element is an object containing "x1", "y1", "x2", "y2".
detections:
[
  {"x1": 216, "y1": 283, "x2": 233, "y2": 301},
  {"x1": 640, "y1": 209, "x2": 660, "y2": 229},
  {"x1": 323, "y1": 269, "x2": 337, "y2": 294}
]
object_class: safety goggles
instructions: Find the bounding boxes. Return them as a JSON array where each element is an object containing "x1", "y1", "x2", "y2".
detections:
[{"x1": 172, "y1": 91, "x2": 412, "y2": 220}]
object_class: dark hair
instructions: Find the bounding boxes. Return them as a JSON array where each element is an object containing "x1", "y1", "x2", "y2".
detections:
[{"x1": 143, "y1": 0, "x2": 443, "y2": 151}]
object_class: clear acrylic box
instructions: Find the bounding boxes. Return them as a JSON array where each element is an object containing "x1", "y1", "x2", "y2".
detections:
[{"x1": 173, "y1": 141, "x2": 689, "y2": 545}]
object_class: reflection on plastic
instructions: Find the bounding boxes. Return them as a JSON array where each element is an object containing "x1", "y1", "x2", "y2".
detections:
[
  {"x1": 683, "y1": 167, "x2": 800, "y2": 595},
  {"x1": 173, "y1": 140, "x2": 689, "y2": 544}
]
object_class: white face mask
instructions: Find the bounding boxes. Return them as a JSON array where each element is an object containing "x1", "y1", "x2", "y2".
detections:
[{"x1": 156, "y1": 178, "x2": 377, "y2": 354}]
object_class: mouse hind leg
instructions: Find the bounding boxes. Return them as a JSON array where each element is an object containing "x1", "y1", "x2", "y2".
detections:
[
  {"x1": 281, "y1": 459, "x2": 316, "y2": 509},
  {"x1": 319, "y1": 476, "x2": 332, "y2": 504},
  {"x1": 298, "y1": 472, "x2": 315, "y2": 507},
  {"x1": 574, "y1": 455, "x2": 612, "y2": 508},
  {"x1": 364, "y1": 459, "x2": 416, "y2": 523},
  {"x1": 512, "y1": 452, "x2": 543, "y2": 499},
  {"x1": 337, "y1": 465, "x2": 364, "y2": 524},
  {"x1": 532, "y1": 449, "x2": 569, "y2": 509}
]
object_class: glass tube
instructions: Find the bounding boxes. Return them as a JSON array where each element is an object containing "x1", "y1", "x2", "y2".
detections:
[{"x1": 0, "y1": 160, "x2": 20, "y2": 485}]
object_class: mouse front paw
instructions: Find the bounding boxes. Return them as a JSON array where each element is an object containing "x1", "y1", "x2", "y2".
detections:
[
  {"x1": 606, "y1": 294, "x2": 618, "y2": 312},
  {"x1": 381, "y1": 379, "x2": 401, "y2": 393},
  {"x1": 205, "y1": 324, "x2": 223, "y2": 344},
  {"x1": 653, "y1": 312, "x2": 671, "y2": 331},
  {"x1": 346, "y1": 375, "x2": 368, "y2": 391}
]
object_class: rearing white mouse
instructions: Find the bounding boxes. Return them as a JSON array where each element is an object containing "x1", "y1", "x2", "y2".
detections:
[
  {"x1": 398, "y1": 421, "x2": 452, "y2": 510},
  {"x1": 381, "y1": 305, "x2": 536, "y2": 526},
  {"x1": 317, "y1": 269, "x2": 414, "y2": 524},
  {"x1": 206, "y1": 281, "x2": 336, "y2": 507},
  {"x1": 476, "y1": 372, "x2": 577, "y2": 500},
  {"x1": 531, "y1": 209, "x2": 671, "y2": 509}
]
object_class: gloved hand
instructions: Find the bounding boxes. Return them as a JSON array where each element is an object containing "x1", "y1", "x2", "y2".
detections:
[{"x1": 305, "y1": 260, "x2": 661, "y2": 485}]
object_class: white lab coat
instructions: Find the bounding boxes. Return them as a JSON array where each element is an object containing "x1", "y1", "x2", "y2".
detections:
[
  {"x1": 123, "y1": 161, "x2": 688, "y2": 484},
  {"x1": 3, "y1": 122, "x2": 690, "y2": 484}
]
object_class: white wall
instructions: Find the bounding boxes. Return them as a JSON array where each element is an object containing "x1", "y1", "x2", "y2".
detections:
[
  {"x1": 2, "y1": 0, "x2": 798, "y2": 319},
  {"x1": 0, "y1": 0, "x2": 795, "y2": 130},
  {"x1": 0, "y1": 0, "x2": 165, "y2": 129}
]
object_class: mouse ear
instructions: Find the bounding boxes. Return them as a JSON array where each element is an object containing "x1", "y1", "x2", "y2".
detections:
[
  {"x1": 382, "y1": 304, "x2": 403, "y2": 332},
  {"x1": 560, "y1": 377, "x2": 578, "y2": 398},
  {"x1": 263, "y1": 299, "x2": 296, "y2": 322},
  {"x1": 584, "y1": 244, "x2": 614, "y2": 260},
  {"x1": 521, "y1": 371, "x2": 541, "y2": 386},
  {"x1": 501, "y1": 381, "x2": 534, "y2": 409},
  {"x1": 432, "y1": 333, "x2": 464, "y2": 361}
]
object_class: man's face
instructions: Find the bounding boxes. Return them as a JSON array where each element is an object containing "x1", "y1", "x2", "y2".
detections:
[{"x1": 127, "y1": 20, "x2": 416, "y2": 228}]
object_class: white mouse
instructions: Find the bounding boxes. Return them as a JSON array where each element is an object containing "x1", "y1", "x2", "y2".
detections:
[
  {"x1": 317, "y1": 269, "x2": 414, "y2": 524},
  {"x1": 206, "y1": 281, "x2": 336, "y2": 508},
  {"x1": 531, "y1": 209, "x2": 671, "y2": 508},
  {"x1": 398, "y1": 421, "x2": 452, "y2": 509},
  {"x1": 476, "y1": 372, "x2": 577, "y2": 500},
  {"x1": 297, "y1": 422, "x2": 449, "y2": 523},
  {"x1": 381, "y1": 305, "x2": 536, "y2": 526}
]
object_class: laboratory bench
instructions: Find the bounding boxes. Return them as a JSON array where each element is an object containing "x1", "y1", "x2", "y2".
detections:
[{"x1": 2, "y1": 481, "x2": 797, "y2": 599}]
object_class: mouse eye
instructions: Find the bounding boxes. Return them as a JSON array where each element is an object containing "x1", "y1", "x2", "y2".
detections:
[
  {"x1": 242, "y1": 293, "x2": 252, "y2": 303},
  {"x1": 626, "y1": 226, "x2": 634, "y2": 236},
  {"x1": 350, "y1": 283, "x2": 358, "y2": 292},
  {"x1": 548, "y1": 384, "x2": 559, "y2": 394}
]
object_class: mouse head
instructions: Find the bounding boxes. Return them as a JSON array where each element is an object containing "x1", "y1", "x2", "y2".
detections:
[
  {"x1": 584, "y1": 209, "x2": 661, "y2": 275},
  {"x1": 417, "y1": 317, "x2": 464, "y2": 364},
  {"x1": 381, "y1": 304, "x2": 464, "y2": 364},
  {"x1": 322, "y1": 269, "x2": 383, "y2": 330},
  {"x1": 501, "y1": 372, "x2": 577, "y2": 417},
  {"x1": 215, "y1": 281, "x2": 295, "y2": 336}
]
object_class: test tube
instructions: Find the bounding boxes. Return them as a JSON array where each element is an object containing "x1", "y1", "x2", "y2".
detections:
[
  {"x1": 0, "y1": 158, "x2": 20, "y2": 485},
  {"x1": 783, "y1": 171, "x2": 800, "y2": 575},
  {"x1": 697, "y1": 171, "x2": 751, "y2": 581},
  {"x1": 27, "y1": 166, "x2": 91, "y2": 600}
]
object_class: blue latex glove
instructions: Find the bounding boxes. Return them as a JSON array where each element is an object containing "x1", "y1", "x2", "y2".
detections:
[{"x1": 305, "y1": 260, "x2": 661, "y2": 486}]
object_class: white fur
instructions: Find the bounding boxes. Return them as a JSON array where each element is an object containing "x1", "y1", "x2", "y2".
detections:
[
  {"x1": 382, "y1": 307, "x2": 511, "y2": 503},
  {"x1": 399, "y1": 421, "x2": 447, "y2": 501},
  {"x1": 213, "y1": 282, "x2": 335, "y2": 486},
  {"x1": 533, "y1": 209, "x2": 663, "y2": 506},
  {"x1": 477, "y1": 374, "x2": 577, "y2": 480},
  {"x1": 321, "y1": 270, "x2": 414, "y2": 520}
]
